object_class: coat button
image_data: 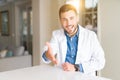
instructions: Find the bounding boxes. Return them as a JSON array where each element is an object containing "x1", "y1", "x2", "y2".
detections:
[{"x1": 71, "y1": 56, "x2": 74, "y2": 58}]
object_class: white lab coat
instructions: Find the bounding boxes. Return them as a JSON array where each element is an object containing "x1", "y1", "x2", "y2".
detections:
[{"x1": 42, "y1": 25, "x2": 105, "y2": 76}]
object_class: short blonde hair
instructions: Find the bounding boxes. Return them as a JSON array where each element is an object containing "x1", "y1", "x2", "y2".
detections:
[{"x1": 59, "y1": 4, "x2": 77, "y2": 18}]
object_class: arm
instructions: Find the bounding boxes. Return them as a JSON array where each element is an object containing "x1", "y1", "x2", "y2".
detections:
[
  {"x1": 42, "y1": 42, "x2": 58, "y2": 64},
  {"x1": 81, "y1": 32, "x2": 105, "y2": 74},
  {"x1": 42, "y1": 31, "x2": 59, "y2": 64}
]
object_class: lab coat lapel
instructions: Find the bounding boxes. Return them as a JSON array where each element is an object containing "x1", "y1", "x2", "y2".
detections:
[
  {"x1": 76, "y1": 26, "x2": 84, "y2": 64},
  {"x1": 59, "y1": 32, "x2": 67, "y2": 63}
]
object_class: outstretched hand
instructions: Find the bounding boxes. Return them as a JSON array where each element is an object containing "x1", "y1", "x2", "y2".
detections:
[{"x1": 45, "y1": 42, "x2": 58, "y2": 65}]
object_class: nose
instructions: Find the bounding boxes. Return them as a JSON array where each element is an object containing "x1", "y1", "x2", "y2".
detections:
[{"x1": 66, "y1": 19, "x2": 71, "y2": 26}]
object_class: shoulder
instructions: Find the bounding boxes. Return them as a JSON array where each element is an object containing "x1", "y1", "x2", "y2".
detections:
[
  {"x1": 53, "y1": 29, "x2": 63, "y2": 34},
  {"x1": 79, "y1": 25, "x2": 97, "y2": 38},
  {"x1": 52, "y1": 29, "x2": 65, "y2": 37}
]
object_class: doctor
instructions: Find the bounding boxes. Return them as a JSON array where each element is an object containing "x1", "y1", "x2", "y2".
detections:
[{"x1": 42, "y1": 4, "x2": 105, "y2": 76}]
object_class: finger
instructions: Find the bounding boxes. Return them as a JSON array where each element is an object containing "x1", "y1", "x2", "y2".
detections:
[
  {"x1": 53, "y1": 59, "x2": 58, "y2": 65},
  {"x1": 46, "y1": 42, "x2": 50, "y2": 47},
  {"x1": 63, "y1": 66, "x2": 69, "y2": 71},
  {"x1": 46, "y1": 42, "x2": 52, "y2": 52},
  {"x1": 65, "y1": 62, "x2": 69, "y2": 65},
  {"x1": 46, "y1": 42, "x2": 58, "y2": 65},
  {"x1": 62, "y1": 63, "x2": 67, "y2": 71},
  {"x1": 62, "y1": 65, "x2": 66, "y2": 71},
  {"x1": 62, "y1": 63, "x2": 65, "y2": 67},
  {"x1": 45, "y1": 42, "x2": 53, "y2": 58}
]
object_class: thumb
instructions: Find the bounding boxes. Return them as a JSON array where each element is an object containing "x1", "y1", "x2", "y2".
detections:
[
  {"x1": 52, "y1": 56, "x2": 58, "y2": 65},
  {"x1": 53, "y1": 59, "x2": 58, "y2": 65}
]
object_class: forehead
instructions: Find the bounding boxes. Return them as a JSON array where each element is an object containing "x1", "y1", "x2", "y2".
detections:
[{"x1": 60, "y1": 10, "x2": 76, "y2": 18}]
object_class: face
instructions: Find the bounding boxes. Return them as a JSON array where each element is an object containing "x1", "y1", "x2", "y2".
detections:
[{"x1": 60, "y1": 10, "x2": 79, "y2": 36}]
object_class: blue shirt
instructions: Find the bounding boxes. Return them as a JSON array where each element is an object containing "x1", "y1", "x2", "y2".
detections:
[
  {"x1": 64, "y1": 27, "x2": 84, "y2": 72},
  {"x1": 64, "y1": 29, "x2": 79, "y2": 64}
]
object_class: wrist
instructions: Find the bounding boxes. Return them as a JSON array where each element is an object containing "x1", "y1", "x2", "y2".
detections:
[{"x1": 74, "y1": 64, "x2": 80, "y2": 71}]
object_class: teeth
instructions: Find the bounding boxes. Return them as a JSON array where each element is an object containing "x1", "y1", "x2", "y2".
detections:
[
  {"x1": 68, "y1": 25, "x2": 73, "y2": 29},
  {"x1": 68, "y1": 25, "x2": 74, "y2": 30}
]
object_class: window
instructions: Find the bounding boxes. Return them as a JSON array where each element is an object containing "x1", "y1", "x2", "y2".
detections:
[
  {"x1": 81, "y1": 0, "x2": 98, "y2": 33},
  {"x1": 65, "y1": 0, "x2": 98, "y2": 33},
  {"x1": 0, "y1": 10, "x2": 9, "y2": 36}
]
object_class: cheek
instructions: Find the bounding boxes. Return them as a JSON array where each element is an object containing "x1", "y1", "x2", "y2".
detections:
[
  {"x1": 61, "y1": 21, "x2": 67, "y2": 27},
  {"x1": 73, "y1": 20, "x2": 78, "y2": 25}
]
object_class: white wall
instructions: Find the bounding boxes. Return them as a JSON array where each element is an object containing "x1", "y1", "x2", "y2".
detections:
[
  {"x1": 39, "y1": 0, "x2": 59, "y2": 46},
  {"x1": 99, "y1": 0, "x2": 120, "y2": 80},
  {"x1": 32, "y1": 0, "x2": 41, "y2": 65}
]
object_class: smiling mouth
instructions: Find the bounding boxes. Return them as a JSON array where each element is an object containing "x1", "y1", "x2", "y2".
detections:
[{"x1": 67, "y1": 25, "x2": 74, "y2": 30}]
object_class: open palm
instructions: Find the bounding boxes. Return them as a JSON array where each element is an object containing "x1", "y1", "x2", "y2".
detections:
[{"x1": 45, "y1": 42, "x2": 58, "y2": 65}]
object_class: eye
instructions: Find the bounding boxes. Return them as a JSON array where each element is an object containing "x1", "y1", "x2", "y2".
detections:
[
  {"x1": 61, "y1": 18, "x2": 67, "y2": 22},
  {"x1": 70, "y1": 17, "x2": 74, "y2": 20}
]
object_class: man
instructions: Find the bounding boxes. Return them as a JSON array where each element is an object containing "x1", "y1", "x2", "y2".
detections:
[{"x1": 42, "y1": 4, "x2": 105, "y2": 76}]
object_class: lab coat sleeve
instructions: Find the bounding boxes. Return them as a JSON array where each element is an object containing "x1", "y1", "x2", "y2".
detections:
[{"x1": 82, "y1": 32, "x2": 105, "y2": 74}]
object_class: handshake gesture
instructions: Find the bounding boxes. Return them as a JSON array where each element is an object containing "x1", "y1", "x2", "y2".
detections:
[{"x1": 45, "y1": 42, "x2": 58, "y2": 65}]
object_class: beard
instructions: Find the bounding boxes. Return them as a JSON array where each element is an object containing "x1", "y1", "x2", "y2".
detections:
[{"x1": 65, "y1": 25, "x2": 78, "y2": 36}]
